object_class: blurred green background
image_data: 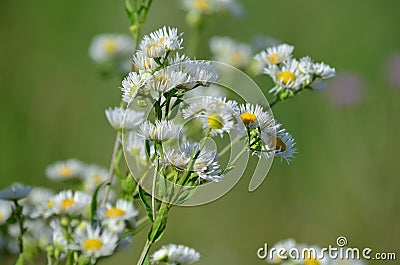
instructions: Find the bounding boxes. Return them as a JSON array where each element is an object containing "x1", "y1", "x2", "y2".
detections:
[{"x1": 0, "y1": 0, "x2": 399, "y2": 264}]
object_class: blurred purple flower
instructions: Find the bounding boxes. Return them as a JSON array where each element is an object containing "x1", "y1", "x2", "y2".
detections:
[
  {"x1": 327, "y1": 72, "x2": 365, "y2": 107},
  {"x1": 385, "y1": 52, "x2": 400, "y2": 89}
]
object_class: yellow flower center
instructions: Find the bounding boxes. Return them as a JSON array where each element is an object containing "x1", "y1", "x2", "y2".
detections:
[
  {"x1": 277, "y1": 71, "x2": 296, "y2": 85},
  {"x1": 0, "y1": 211, "x2": 4, "y2": 222},
  {"x1": 207, "y1": 114, "x2": 224, "y2": 130},
  {"x1": 231, "y1": 51, "x2": 244, "y2": 65},
  {"x1": 195, "y1": 0, "x2": 209, "y2": 11},
  {"x1": 268, "y1": 53, "x2": 278, "y2": 64},
  {"x1": 305, "y1": 258, "x2": 321, "y2": 265},
  {"x1": 274, "y1": 137, "x2": 286, "y2": 152},
  {"x1": 83, "y1": 238, "x2": 103, "y2": 251},
  {"x1": 92, "y1": 174, "x2": 103, "y2": 184},
  {"x1": 240, "y1": 112, "x2": 257, "y2": 125},
  {"x1": 47, "y1": 200, "x2": 54, "y2": 208},
  {"x1": 105, "y1": 208, "x2": 126, "y2": 218},
  {"x1": 103, "y1": 39, "x2": 117, "y2": 53},
  {"x1": 61, "y1": 198, "x2": 75, "y2": 210},
  {"x1": 59, "y1": 166, "x2": 72, "y2": 177}
]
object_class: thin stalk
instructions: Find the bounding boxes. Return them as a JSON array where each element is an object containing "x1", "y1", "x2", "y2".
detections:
[
  {"x1": 229, "y1": 148, "x2": 247, "y2": 167},
  {"x1": 136, "y1": 239, "x2": 152, "y2": 265},
  {"x1": 218, "y1": 136, "x2": 241, "y2": 157},
  {"x1": 102, "y1": 131, "x2": 121, "y2": 204}
]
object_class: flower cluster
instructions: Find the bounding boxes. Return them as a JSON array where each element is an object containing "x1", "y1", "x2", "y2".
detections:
[{"x1": 255, "y1": 44, "x2": 336, "y2": 98}]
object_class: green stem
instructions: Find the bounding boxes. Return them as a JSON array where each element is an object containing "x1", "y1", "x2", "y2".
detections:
[
  {"x1": 218, "y1": 136, "x2": 241, "y2": 156},
  {"x1": 136, "y1": 239, "x2": 152, "y2": 265},
  {"x1": 102, "y1": 131, "x2": 121, "y2": 204},
  {"x1": 229, "y1": 148, "x2": 247, "y2": 167}
]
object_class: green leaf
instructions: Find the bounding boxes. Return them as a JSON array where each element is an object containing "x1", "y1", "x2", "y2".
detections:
[
  {"x1": 148, "y1": 203, "x2": 168, "y2": 243},
  {"x1": 143, "y1": 256, "x2": 149, "y2": 265},
  {"x1": 145, "y1": 139, "x2": 151, "y2": 160},
  {"x1": 14, "y1": 253, "x2": 24, "y2": 265},
  {"x1": 90, "y1": 182, "x2": 104, "y2": 222},
  {"x1": 139, "y1": 186, "x2": 153, "y2": 221}
]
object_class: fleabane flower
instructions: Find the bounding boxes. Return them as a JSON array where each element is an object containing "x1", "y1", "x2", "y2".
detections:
[
  {"x1": 74, "y1": 225, "x2": 118, "y2": 261},
  {"x1": 255, "y1": 43, "x2": 294, "y2": 67},
  {"x1": 165, "y1": 142, "x2": 223, "y2": 182},
  {"x1": 0, "y1": 185, "x2": 31, "y2": 201},
  {"x1": 209, "y1": 37, "x2": 252, "y2": 68},
  {"x1": 265, "y1": 58, "x2": 306, "y2": 94},
  {"x1": 82, "y1": 165, "x2": 108, "y2": 192},
  {"x1": 97, "y1": 199, "x2": 138, "y2": 222},
  {"x1": 238, "y1": 103, "x2": 273, "y2": 129},
  {"x1": 0, "y1": 201, "x2": 12, "y2": 225},
  {"x1": 138, "y1": 120, "x2": 182, "y2": 142},
  {"x1": 261, "y1": 124, "x2": 297, "y2": 163},
  {"x1": 133, "y1": 51, "x2": 158, "y2": 71},
  {"x1": 51, "y1": 190, "x2": 91, "y2": 216},
  {"x1": 121, "y1": 71, "x2": 144, "y2": 103},
  {"x1": 182, "y1": 0, "x2": 243, "y2": 17},
  {"x1": 105, "y1": 107, "x2": 145, "y2": 130},
  {"x1": 151, "y1": 244, "x2": 200, "y2": 265},
  {"x1": 183, "y1": 97, "x2": 237, "y2": 137},
  {"x1": 298, "y1": 56, "x2": 336, "y2": 88},
  {"x1": 46, "y1": 159, "x2": 84, "y2": 181},
  {"x1": 146, "y1": 68, "x2": 190, "y2": 93},
  {"x1": 140, "y1": 27, "x2": 183, "y2": 58},
  {"x1": 89, "y1": 34, "x2": 134, "y2": 63},
  {"x1": 149, "y1": 26, "x2": 183, "y2": 51},
  {"x1": 181, "y1": 61, "x2": 220, "y2": 88}
]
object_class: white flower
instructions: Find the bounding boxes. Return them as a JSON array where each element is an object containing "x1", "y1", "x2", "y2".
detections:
[
  {"x1": 121, "y1": 71, "x2": 144, "y2": 103},
  {"x1": 74, "y1": 225, "x2": 118, "y2": 260},
  {"x1": 265, "y1": 58, "x2": 307, "y2": 94},
  {"x1": 125, "y1": 132, "x2": 145, "y2": 156},
  {"x1": 181, "y1": 61, "x2": 220, "y2": 88},
  {"x1": 151, "y1": 244, "x2": 200, "y2": 265},
  {"x1": 50, "y1": 220, "x2": 70, "y2": 251},
  {"x1": 82, "y1": 165, "x2": 108, "y2": 192},
  {"x1": 298, "y1": 56, "x2": 336, "y2": 82},
  {"x1": 138, "y1": 120, "x2": 182, "y2": 142},
  {"x1": 105, "y1": 107, "x2": 145, "y2": 130},
  {"x1": 46, "y1": 159, "x2": 84, "y2": 181},
  {"x1": 313, "y1": 62, "x2": 336, "y2": 79},
  {"x1": 185, "y1": 97, "x2": 237, "y2": 137},
  {"x1": 89, "y1": 34, "x2": 134, "y2": 63},
  {"x1": 261, "y1": 125, "x2": 296, "y2": 163},
  {"x1": 133, "y1": 51, "x2": 158, "y2": 71},
  {"x1": 165, "y1": 142, "x2": 223, "y2": 182},
  {"x1": 182, "y1": 0, "x2": 242, "y2": 17},
  {"x1": 209, "y1": 37, "x2": 252, "y2": 67},
  {"x1": 97, "y1": 199, "x2": 138, "y2": 222},
  {"x1": 238, "y1": 103, "x2": 273, "y2": 129},
  {"x1": 146, "y1": 68, "x2": 190, "y2": 93},
  {"x1": 51, "y1": 190, "x2": 91, "y2": 216},
  {"x1": 0, "y1": 201, "x2": 12, "y2": 225},
  {"x1": 25, "y1": 187, "x2": 55, "y2": 205},
  {"x1": 255, "y1": 43, "x2": 294, "y2": 67},
  {"x1": 0, "y1": 185, "x2": 31, "y2": 201},
  {"x1": 149, "y1": 26, "x2": 183, "y2": 51}
]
